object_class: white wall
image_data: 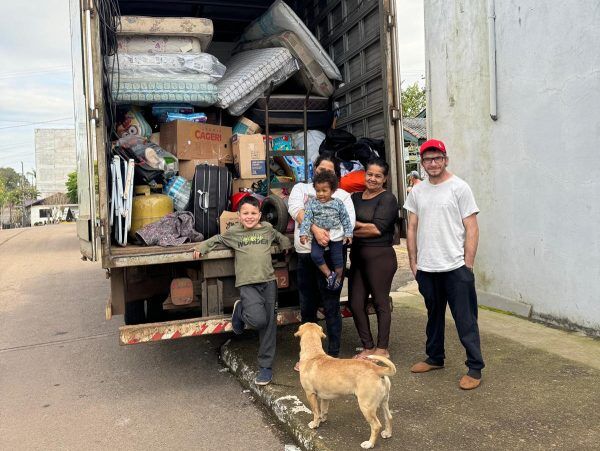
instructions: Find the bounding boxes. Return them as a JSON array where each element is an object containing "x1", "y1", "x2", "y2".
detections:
[{"x1": 424, "y1": 0, "x2": 600, "y2": 333}]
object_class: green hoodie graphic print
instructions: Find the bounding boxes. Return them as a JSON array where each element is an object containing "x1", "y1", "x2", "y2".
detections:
[{"x1": 195, "y1": 222, "x2": 292, "y2": 287}]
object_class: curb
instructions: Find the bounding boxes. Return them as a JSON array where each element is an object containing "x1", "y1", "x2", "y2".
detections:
[{"x1": 220, "y1": 340, "x2": 332, "y2": 451}]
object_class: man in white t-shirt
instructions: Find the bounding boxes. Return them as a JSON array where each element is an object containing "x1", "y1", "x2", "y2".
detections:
[{"x1": 403, "y1": 139, "x2": 484, "y2": 390}]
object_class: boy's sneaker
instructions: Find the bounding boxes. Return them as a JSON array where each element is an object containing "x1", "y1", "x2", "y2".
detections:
[
  {"x1": 231, "y1": 300, "x2": 244, "y2": 335},
  {"x1": 254, "y1": 367, "x2": 273, "y2": 386},
  {"x1": 326, "y1": 271, "x2": 336, "y2": 290}
]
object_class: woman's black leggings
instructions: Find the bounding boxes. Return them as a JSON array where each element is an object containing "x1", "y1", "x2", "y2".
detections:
[{"x1": 349, "y1": 245, "x2": 398, "y2": 349}]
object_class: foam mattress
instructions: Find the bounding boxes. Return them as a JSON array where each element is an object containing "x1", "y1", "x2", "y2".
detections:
[
  {"x1": 111, "y1": 77, "x2": 218, "y2": 107},
  {"x1": 241, "y1": 0, "x2": 342, "y2": 81},
  {"x1": 106, "y1": 53, "x2": 226, "y2": 82},
  {"x1": 119, "y1": 16, "x2": 213, "y2": 51},
  {"x1": 117, "y1": 36, "x2": 203, "y2": 54},
  {"x1": 235, "y1": 31, "x2": 334, "y2": 97},
  {"x1": 216, "y1": 48, "x2": 299, "y2": 116}
]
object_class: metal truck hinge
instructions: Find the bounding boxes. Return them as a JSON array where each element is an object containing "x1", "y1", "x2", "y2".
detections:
[
  {"x1": 386, "y1": 14, "x2": 395, "y2": 30},
  {"x1": 96, "y1": 219, "x2": 106, "y2": 241},
  {"x1": 390, "y1": 107, "x2": 401, "y2": 122},
  {"x1": 81, "y1": 0, "x2": 94, "y2": 14},
  {"x1": 89, "y1": 108, "x2": 100, "y2": 125}
]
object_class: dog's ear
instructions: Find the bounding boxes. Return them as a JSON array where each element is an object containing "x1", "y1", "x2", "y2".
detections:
[{"x1": 294, "y1": 324, "x2": 304, "y2": 338}]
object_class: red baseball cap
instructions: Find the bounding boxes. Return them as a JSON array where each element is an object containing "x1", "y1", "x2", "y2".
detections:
[{"x1": 420, "y1": 139, "x2": 446, "y2": 155}]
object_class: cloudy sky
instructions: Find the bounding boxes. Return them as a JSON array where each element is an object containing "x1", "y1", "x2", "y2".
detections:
[{"x1": 0, "y1": 0, "x2": 424, "y2": 174}]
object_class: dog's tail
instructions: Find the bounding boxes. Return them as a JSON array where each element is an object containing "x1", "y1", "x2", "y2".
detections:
[{"x1": 366, "y1": 355, "x2": 397, "y2": 377}]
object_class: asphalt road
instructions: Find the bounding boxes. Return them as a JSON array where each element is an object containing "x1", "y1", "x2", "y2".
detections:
[{"x1": 0, "y1": 225, "x2": 292, "y2": 450}]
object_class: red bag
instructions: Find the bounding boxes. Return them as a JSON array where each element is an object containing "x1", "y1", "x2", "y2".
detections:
[{"x1": 339, "y1": 170, "x2": 366, "y2": 193}]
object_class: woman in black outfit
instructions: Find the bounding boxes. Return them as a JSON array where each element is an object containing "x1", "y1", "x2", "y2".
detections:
[{"x1": 349, "y1": 158, "x2": 398, "y2": 359}]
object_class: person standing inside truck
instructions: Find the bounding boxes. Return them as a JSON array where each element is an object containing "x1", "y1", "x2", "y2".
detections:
[
  {"x1": 193, "y1": 196, "x2": 292, "y2": 386},
  {"x1": 403, "y1": 139, "x2": 485, "y2": 390},
  {"x1": 288, "y1": 154, "x2": 356, "y2": 371}
]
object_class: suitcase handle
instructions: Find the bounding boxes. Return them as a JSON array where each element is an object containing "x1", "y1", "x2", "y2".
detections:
[{"x1": 197, "y1": 190, "x2": 209, "y2": 211}]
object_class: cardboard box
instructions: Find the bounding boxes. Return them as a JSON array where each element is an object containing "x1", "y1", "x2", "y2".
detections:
[
  {"x1": 232, "y1": 178, "x2": 258, "y2": 193},
  {"x1": 232, "y1": 134, "x2": 266, "y2": 179},
  {"x1": 219, "y1": 211, "x2": 239, "y2": 233},
  {"x1": 178, "y1": 159, "x2": 220, "y2": 180},
  {"x1": 160, "y1": 121, "x2": 232, "y2": 163},
  {"x1": 232, "y1": 116, "x2": 261, "y2": 135}
]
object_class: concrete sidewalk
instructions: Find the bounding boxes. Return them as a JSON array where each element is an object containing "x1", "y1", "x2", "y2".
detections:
[{"x1": 221, "y1": 283, "x2": 600, "y2": 450}]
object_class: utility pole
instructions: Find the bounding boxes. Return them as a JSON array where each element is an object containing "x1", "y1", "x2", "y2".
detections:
[{"x1": 21, "y1": 161, "x2": 26, "y2": 228}]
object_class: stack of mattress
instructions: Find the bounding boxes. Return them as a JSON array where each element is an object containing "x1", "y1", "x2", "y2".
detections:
[
  {"x1": 111, "y1": 16, "x2": 223, "y2": 106},
  {"x1": 216, "y1": 48, "x2": 299, "y2": 116},
  {"x1": 240, "y1": 0, "x2": 342, "y2": 83}
]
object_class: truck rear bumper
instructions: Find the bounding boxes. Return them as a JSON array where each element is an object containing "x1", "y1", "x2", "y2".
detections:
[{"x1": 119, "y1": 300, "x2": 384, "y2": 345}]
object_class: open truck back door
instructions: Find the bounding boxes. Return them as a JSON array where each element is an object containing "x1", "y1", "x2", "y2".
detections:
[
  {"x1": 69, "y1": 0, "x2": 99, "y2": 261},
  {"x1": 300, "y1": 0, "x2": 405, "y2": 200}
]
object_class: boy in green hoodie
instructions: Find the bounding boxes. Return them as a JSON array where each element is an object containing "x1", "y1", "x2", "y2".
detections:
[{"x1": 193, "y1": 196, "x2": 292, "y2": 385}]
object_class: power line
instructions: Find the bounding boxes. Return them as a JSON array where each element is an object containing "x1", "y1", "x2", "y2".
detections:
[
  {"x1": 0, "y1": 66, "x2": 71, "y2": 80},
  {"x1": 0, "y1": 118, "x2": 74, "y2": 130}
]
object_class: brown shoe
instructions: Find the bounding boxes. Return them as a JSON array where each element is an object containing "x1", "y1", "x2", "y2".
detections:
[
  {"x1": 410, "y1": 361, "x2": 444, "y2": 373},
  {"x1": 459, "y1": 375, "x2": 481, "y2": 390}
]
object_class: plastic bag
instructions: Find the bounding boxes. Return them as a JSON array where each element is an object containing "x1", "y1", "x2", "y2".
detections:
[
  {"x1": 164, "y1": 176, "x2": 192, "y2": 211},
  {"x1": 116, "y1": 107, "x2": 152, "y2": 139},
  {"x1": 117, "y1": 135, "x2": 179, "y2": 180}
]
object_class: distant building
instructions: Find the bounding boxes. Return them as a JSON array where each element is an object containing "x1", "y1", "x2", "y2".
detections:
[
  {"x1": 26, "y1": 193, "x2": 78, "y2": 226},
  {"x1": 35, "y1": 129, "x2": 76, "y2": 199}
]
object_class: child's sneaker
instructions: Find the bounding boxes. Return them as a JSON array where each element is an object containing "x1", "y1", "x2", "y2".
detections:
[
  {"x1": 326, "y1": 271, "x2": 336, "y2": 290},
  {"x1": 254, "y1": 367, "x2": 273, "y2": 385},
  {"x1": 231, "y1": 300, "x2": 244, "y2": 335}
]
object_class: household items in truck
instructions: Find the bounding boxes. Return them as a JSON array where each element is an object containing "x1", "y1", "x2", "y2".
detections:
[
  {"x1": 234, "y1": 31, "x2": 334, "y2": 97},
  {"x1": 264, "y1": 135, "x2": 293, "y2": 152},
  {"x1": 291, "y1": 130, "x2": 325, "y2": 166},
  {"x1": 190, "y1": 164, "x2": 232, "y2": 239},
  {"x1": 159, "y1": 121, "x2": 232, "y2": 164},
  {"x1": 339, "y1": 170, "x2": 366, "y2": 193},
  {"x1": 241, "y1": 0, "x2": 342, "y2": 81},
  {"x1": 164, "y1": 176, "x2": 192, "y2": 211},
  {"x1": 215, "y1": 48, "x2": 299, "y2": 116},
  {"x1": 111, "y1": 77, "x2": 219, "y2": 107},
  {"x1": 129, "y1": 185, "x2": 174, "y2": 241},
  {"x1": 136, "y1": 211, "x2": 202, "y2": 247},
  {"x1": 116, "y1": 107, "x2": 152, "y2": 139},
  {"x1": 110, "y1": 155, "x2": 135, "y2": 247},
  {"x1": 232, "y1": 134, "x2": 267, "y2": 179},
  {"x1": 118, "y1": 16, "x2": 214, "y2": 51},
  {"x1": 275, "y1": 155, "x2": 309, "y2": 182},
  {"x1": 163, "y1": 112, "x2": 207, "y2": 123},
  {"x1": 247, "y1": 94, "x2": 332, "y2": 129},
  {"x1": 336, "y1": 137, "x2": 384, "y2": 168},
  {"x1": 151, "y1": 103, "x2": 194, "y2": 119},
  {"x1": 118, "y1": 135, "x2": 178, "y2": 180},
  {"x1": 106, "y1": 53, "x2": 226, "y2": 81},
  {"x1": 232, "y1": 117, "x2": 261, "y2": 135},
  {"x1": 117, "y1": 35, "x2": 203, "y2": 54},
  {"x1": 318, "y1": 128, "x2": 356, "y2": 157}
]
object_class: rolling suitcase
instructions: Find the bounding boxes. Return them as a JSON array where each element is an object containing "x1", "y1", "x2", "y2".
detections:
[{"x1": 190, "y1": 164, "x2": 232, "y2": 239}]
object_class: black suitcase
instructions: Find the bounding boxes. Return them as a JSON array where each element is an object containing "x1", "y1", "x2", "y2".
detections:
[{"x1": 190, "y1": 164, "x2": 232, "y2": 239}]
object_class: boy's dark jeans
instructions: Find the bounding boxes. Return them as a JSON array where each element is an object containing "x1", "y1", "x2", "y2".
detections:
[
  {"x1": 415, "y1": 266, "x2": 485, "y2": 373},
  {"x1": 310, "y1": 239, "x2": 344, "y2": 271},
  {"x1": 239, "y1": 280, "x2": 277, "y2": 369},
  {"x1": 297, "y1": 252, "x2": 343, "y2": 356}
]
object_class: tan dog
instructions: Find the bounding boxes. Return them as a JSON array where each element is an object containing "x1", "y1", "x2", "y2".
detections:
[{"x1": 294, "y1": 322, "x2": 396, "y2": 449}]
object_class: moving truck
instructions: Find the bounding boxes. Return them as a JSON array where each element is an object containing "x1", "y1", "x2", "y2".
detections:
[{"x1": 69, "y1": 0, "x2": 406, "y2": 345}]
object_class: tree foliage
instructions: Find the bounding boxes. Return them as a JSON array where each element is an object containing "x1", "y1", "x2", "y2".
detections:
[
  {"x1": 401, "y1": 82, "x2": 426, "y2": 118},
  {"x1": 0, "y1": 167, "x2": 39, "y2": 225},
  {"x1": 66, "y1": 171, "x2": 78, "y2": 204}
]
